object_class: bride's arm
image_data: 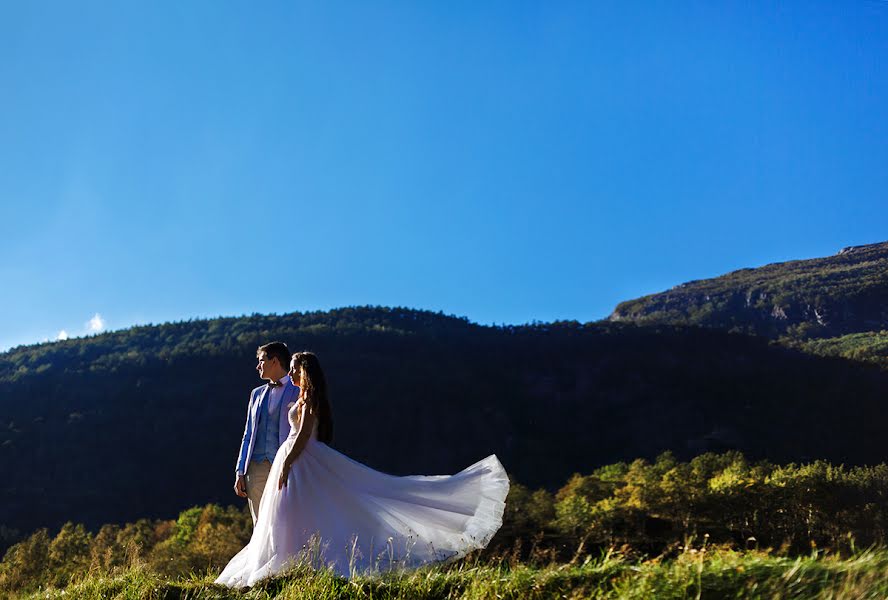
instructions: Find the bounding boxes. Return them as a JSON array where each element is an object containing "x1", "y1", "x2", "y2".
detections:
[{"x1": 278, "y1": 402, "x2": 317, "y2": 489}]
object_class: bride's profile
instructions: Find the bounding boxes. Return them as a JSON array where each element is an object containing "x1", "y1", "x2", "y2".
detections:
[{"x1": 215, "y1": 351, "x2": 509, "y2": 586}]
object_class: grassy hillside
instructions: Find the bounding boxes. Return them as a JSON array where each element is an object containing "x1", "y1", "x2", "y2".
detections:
[
  {"x1": 7, "y1": 452, "x2": 888, "y2": 598},
  {"x1": 791, "y1": 330, "x2": 888, "y2": 366}
]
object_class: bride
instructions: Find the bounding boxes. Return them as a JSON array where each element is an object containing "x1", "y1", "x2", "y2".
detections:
[{"x1": 215, "y1": 351, "x2": 509, "y2": 586}]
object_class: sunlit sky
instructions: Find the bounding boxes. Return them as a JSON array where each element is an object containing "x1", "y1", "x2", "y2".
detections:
[{"x1": 1, "y1": 1, "x2": 886, "y2": 351}]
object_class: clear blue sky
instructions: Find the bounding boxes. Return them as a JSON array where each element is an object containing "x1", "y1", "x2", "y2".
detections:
[{"x1": 1, "y1": 1, "x2": 886, "y2": 350}]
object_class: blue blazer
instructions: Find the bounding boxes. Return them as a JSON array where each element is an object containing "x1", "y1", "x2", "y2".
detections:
[{"x1": 236, "y1": 379, "x2": 300, "y2": 475}]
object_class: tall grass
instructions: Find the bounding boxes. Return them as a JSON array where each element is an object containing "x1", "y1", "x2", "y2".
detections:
[{"x1": 21, "y1": 546, "x2": 888, "y2": 600}]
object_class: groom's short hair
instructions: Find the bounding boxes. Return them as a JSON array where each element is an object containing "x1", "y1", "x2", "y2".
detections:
[{"x1": 257, "y1": 341, "x2": 291, "y2": 368}]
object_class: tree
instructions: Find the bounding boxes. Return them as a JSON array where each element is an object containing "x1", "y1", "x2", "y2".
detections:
[
  {"x1": 0, "y1": 528, "x2": 50, "y2": 593},
  {"x1": 47, "y1": 522, "x2": 92, "y2": 587}
]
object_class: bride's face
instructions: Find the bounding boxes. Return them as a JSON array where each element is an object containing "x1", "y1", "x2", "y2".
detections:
[{"x1": 288, "y1": 359, "x2": 304, "y2": 388}]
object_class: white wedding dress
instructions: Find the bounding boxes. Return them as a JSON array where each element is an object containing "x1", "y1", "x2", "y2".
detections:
[{"x1": 215, "y1": 399, "x2": 509, "y2": 586}]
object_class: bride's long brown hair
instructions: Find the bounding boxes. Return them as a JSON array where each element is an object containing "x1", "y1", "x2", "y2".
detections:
[{"x1": 292, "y1": 351, "x2": 333, "y2": 444}]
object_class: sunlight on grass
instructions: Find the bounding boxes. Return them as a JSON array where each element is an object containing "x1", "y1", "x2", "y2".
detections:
[{"x1": 20, "y1": 547, "x2": 888, "y2": 600}]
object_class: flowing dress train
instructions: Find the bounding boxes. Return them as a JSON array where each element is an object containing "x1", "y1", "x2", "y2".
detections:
[{"x1": 215, "y1": 400, "x2": 509, "y2": 586}]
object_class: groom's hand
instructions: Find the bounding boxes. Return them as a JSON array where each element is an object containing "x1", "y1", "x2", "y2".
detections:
[{"x1": 234, "y1": 474, "x2": 247, "y2": 498}]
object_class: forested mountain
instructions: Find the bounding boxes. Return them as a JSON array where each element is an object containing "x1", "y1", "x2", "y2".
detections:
[
  {"x1": 609, "y1": 241, "x2": 888, "y2": 342},
  {"x1": 2, "y1": 306, "x2": 888, "y2": 552}
]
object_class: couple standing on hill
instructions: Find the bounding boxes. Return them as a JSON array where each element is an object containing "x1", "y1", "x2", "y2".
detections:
[{"x1": 214, "y1": 341, "x2": 509, "y2": 587}]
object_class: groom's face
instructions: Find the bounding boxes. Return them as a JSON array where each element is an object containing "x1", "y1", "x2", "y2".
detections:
[{"x1": 256, "y1": 352, "x2": 279, "y2": 381}]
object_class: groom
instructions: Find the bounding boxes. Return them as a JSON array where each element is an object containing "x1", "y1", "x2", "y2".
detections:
[{"x1": 233, "y1": 341, "x2": 300, "y2": 523}]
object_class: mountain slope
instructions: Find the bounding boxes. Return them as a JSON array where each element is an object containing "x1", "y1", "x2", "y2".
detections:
[
  {"x1": 2, "y1": 306, "x2": 888, "y2": 546},
  {"x1": 609, "y1": 241, "x2": 888, "y2": 340}
]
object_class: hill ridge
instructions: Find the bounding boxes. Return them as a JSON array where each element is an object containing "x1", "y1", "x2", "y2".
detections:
[
  {"x1": 609, "y1": 240, "x2": 888, "y2": 339},
  {"x1": 3, "y1": 248, "x2": 888, "y2": 548}
]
